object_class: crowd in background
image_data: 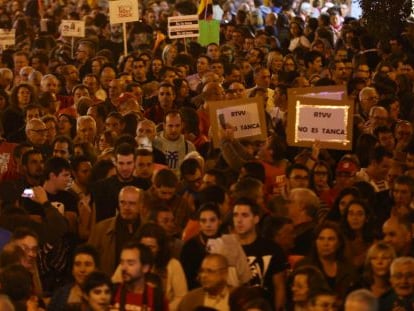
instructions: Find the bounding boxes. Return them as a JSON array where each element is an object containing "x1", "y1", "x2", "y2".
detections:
[{"x1": 0, "y1": 0, "x2": 413, "y2": 310}]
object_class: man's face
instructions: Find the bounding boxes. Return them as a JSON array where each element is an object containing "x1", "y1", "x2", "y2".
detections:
[
  {"x1": 164, "y1": 114, "x2": 182, "y2": 141},
  {"x1": 360, "y1": 90, "x2": 379, "y2": 114},
  {"x1": 198, "y1": 256, "x2": 227, "y2": 293},
  {"x1": 14, "y1": 55, "x2": 29, "y2": 73},
  {"x1": 206, "y1": 45, "x2": 220, "y2": 60},
  {"x1": 83, "y1": 76, "x2": 98, "y2": 92},
  {"x1": 196, "y1": 57, "x2": 209, "y2": 74},
  {"x1": 395, "y1": 123, "x2": 413, "y2": 145},
  {"x1": 393, "y1": 183, "x2": 413, "y2": 207},
  {"x1": 247, "y1": 49, "x2": 261, "y2": 65},
  {"x1": 45, "y1": 120, "x2": 57, "y2": 144},
  {"x1": 154, "y1": 186, "x2": 176, "y2": 201},
  {"x1": 41, "y1": 77, "x2": 58, "y2": 94},
  {"x1": 156, "y1": 211, "x2": 176, "y2": 236},
  {"x1": 356, "y1": 64, "x2": 370, "y2": 80},
  {"x1": 372, "y1": 156, "x2": 392, "y2": 180},
  {"x1": 370, "y1": 108, "x2": 389, "y2": 129},
  {"x1": 391, "y1": 262, "x2": 414, "y2": 298},
  {"x1": 15, "y1": 235, "x2": 38, "y2": 271},
  {"x1": 75, "y1": 44, "x2": 89, "y2": 62},
  {"x1": 27, "y1": 122, "x2": 47, "y2": 146},
  {"x1": 288, "y1": 168, "x2": 309, "y2": 189},
  {"x1": 105, "y1": 116, "x2": 123, "y2": 135},
  {"x1": 110, "y1": 23, "x2": 123, "y2": 38},
  {"x1": 233, "y1": 204, "x2": 258, "y2": 237},
  {"x1": 210, "y1": 62, "x2": 224, "y2": 77},
  {"x1": 53, "y1": 141, "x2": 70, "y2": 159},
  {"x1": 183, "y1": 168, "x2": 203, "y2": 192},
  {"x1": 108, "y1": 79, "x2": 121, "y2": 100},
  {"x1": 25, "y1": 108, "x2": 40, "y2": 123},
  {"x1": 382, "y1": 219, "x2": 411, "y2": 254},
  {"x1": 333, "y1": 62, "x2": 347, "y2": 82},
  {"x1": 115, "y1": 154, "x2": 135, "y2": 181},
  {"x1": 132, "y1": 60, "x2": 146, "y2": 79},
  {"x1": 120, "y1": 248, "x2": 149, "y2": 284},
  {"x1": 135, "y1": 155, "x2": 154, "y2": 179},
  {"x1": 158, "y1": 86, "x2": 175, "y2": 111},
  {"x1": 25, "y1": 153, "x2": 44, "y2": 179},
  {"x1": 51, "y1": 169, "x2": 72, "y2": 191},
  {"x1": 100, "y1": 68, "x2": 116, "y2": 91},
  {"x1": 74, "y1": 161, "x2": 92, "y2": 186},
  {"x1": 255, "y1": 69, "x2": 271, "y2": 88},
  {"x1": 310, "y1": 57, "x2": 322, "y2": 72},
  {"x1": 119, "y1": 189, "x2": 141, "y2": 220},
  {"x1": 378, "y1": 132, "x2": 395, "y2": 152},
  {"x1": 77, "y1": 120, "x2": 96, "y2": 143},
  {"x1": 72, "y1": 254, "x2": 96, "y2": 285}
]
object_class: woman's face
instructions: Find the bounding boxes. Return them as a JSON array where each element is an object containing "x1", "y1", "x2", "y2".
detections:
[
  {"x1": 346, "y1": 203, "x2": 366, "y2": 231},
  {"x1": 291, "y1": 274, "x2": 309, "y2": 303},
  {"x1": 72, "y1": 254, "x2": 96, "y2": 285},
  {"x1": 140, "y1": 237, "x2": 159, "y2": 257},
  {"x1": 339, "y1": 194, "x2": 355, "y2": 215},
  {"x1": 151, "y1": 59, "x2": 163, "y2": 74},
  {"x1": 17, "y1": 86, "x2": 31, "y2": 106},
  {"x1": 370, "y1": 250, "x2": 393, "y2": 277},
  {"x1": 58, "y1": 116, "x2": 72, "y2": 135},
  {"x1": 284, "y1": 59, "x2": 296, "y2": 72},
  {"x1": 313, "y1": 165, "x2": 329, "y2": 189},
  {"x1": 167, "y1": 46, "x2": 178, "y2": 62},
  {"x1": 316, "y1": 228, "x2": 339, "y2": 258},
  {"x1": 290, "y1": 23, "x2": 300, "y2": 37},
  {"x1": 178, "y1": 81, "x2": 190, "y2": 98},
  {"x1": 86, "y1": 284, "x2": 112, "y2": 311},
  {"x1": 98, "y1": 134, "x2": 111, "y2": 152},
  {"x1": 389, "y1": 101, "x2": 400, "y2": 120},
  {"x1": 199, "y1": 210, "x2": 220, "y2": 237}
]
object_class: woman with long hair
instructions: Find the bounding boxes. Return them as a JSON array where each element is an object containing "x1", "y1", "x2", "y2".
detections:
[
  {"x1": 136, "y1": 223, "x2": 187, "y2": 311},
  {"x1": 297, "y1": 221, "x2": 357, "y2": 300},
  {"x1": 340, "y1": 200, "x2": 376, "y2": 270}
]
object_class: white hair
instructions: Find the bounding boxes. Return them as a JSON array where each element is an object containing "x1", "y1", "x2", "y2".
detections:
[
  {"x1": 390, "y1": 256, "x2": 414, "y2": 276},
  {"x1": 345, "y1": 289, "x2": 378, "y2": 311}
]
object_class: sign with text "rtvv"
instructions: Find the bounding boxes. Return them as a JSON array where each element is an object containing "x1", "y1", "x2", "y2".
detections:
[{"x1": 168, "y1": 15, "x2": 199, "y2": 39}]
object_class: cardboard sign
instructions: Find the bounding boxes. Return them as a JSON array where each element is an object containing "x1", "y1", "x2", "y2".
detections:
[
  {"x1": 209, "y1": 97, "x2": 267, "y2": 147},
  {"x1": 168, "y1": 15, "x2": 199, "y2": 39},
  {"x1": 109, "y1": 0, "x2": 139, "y2": 24},
  {"x1": 61, "y1": 20, "x2": 85, "y2": 37},
  {"x1": 287, "y1": 85, "x2": 353, "y2": 150},
  {"x1": 0, "y1": 29, "x2": 15, "y2": 50},
  {"x1": 198, "y1": 19, "x2": 220, "y2": 46}
]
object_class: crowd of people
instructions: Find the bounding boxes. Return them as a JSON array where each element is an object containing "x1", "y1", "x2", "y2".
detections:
[{"x1": 0, "y1": 0, "x2": 413, "y2": 310}]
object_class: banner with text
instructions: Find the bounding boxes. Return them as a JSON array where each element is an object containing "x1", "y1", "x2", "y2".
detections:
[
  {"x1": 109, "y1": 0, "x2": 139, "y2": 24},
  {"x1": 209, "y1": 97, "x2": 267, "y2": 147},
  {"x1": 168, "y1": 15, "x2": 199, "y2": 39},
  {"x1": 287, "y1": 85, "x2": 353, "y2": 150}
]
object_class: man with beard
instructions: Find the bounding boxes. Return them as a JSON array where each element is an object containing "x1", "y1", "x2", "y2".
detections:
[
  {"x1": 100, "y1": 24, "x2": 127, "y2": 63},
  {"x1": 91, "y1": 143, "x2": 151, "y2": 222},
  {"x1": 89, "y1": 186, "x2": 143, "y2": 276},
  {"x1": 112, "y1": 241, "x2": 168, "y2": 310}
]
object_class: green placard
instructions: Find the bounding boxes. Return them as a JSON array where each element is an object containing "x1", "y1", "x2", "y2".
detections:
[{"x1": 198, "y1": 20, "x2": 220, "y2": 46}]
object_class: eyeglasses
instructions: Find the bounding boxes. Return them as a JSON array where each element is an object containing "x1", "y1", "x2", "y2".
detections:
[
  {"x1": 30, "y1": 129, "x2": 47, "y2": 133},
  {"x1": 198, "y1": 267, "x2": 227, "y2": 275}
]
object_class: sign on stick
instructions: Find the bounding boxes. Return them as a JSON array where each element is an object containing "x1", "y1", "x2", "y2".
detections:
[
  {"x1": 168, "y1": 15, "x2": 199, "y2": 39},
  {"x1": 61, "y1": 20, "x2": 85, "y2": 37},
  {"x1": 109, "y1": 0, "x2": 139, "y2": 24}
]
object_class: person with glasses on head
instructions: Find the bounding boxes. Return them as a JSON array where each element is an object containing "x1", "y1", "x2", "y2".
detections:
[{"x1": 178, "y1": 254, "x2": 231, "y2": 311}]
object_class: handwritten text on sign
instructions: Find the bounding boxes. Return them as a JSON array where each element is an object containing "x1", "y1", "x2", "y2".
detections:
[
  {"x1": 217, "y1": 103, "x2": 262, "y2": 139},
  {"x1": 61, "y1": 20, "x2": 85, "y2": 37},
  {"x1": 109, "y1": 0, "x2": 139, "y2": 24},
  {"x1": 295, "y1": 104, "x2": 350, "y2": 143}
]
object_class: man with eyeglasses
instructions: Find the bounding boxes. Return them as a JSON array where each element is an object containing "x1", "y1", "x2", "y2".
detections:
[
  {"x1": 286, "y1": 163, "x2": 310, "y2": 196},
  {"x1": 358, "y1": 87, "x2": 379, "y2": 120},
  {"x1": 25, "y1": 118, "x2": 50, "y2": 157},
  {"x1": 178, "y1": 254, "x2": 231, "y2": 311}
]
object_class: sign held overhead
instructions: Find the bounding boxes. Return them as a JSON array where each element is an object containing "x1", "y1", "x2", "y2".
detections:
[
  {"x1": 109, "y1": 0, "x2": 139, "y2": 24},
  {"x1": 60, "y1": 20, "x2": 85, "y2": 37},
  {"x1": 168, "y1": 15, "x2": 199, "y2": 39}
]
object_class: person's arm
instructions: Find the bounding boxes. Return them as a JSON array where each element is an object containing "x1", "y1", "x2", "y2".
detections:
[
  {"x1": 273, "y1": 270, "x2": 286, "y2": 311},
  {"x1": 30, "y1": 187, "x2": 69, "y2": 243},
  {"x1": 167, "y1": 259, "x2": 188, "y2": 311},
  {"x1": 220, "y1": 128, "x2": 254, "y2": 172}
]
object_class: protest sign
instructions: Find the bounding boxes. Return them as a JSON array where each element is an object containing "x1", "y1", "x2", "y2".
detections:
[
  {"x1": 0, "y1": 29, "x2": 15, "y2": 50},
  {"x1": 209, "y1": 97, "x2": 267, "y2": 147},
  {"x1": 168, "y1": 15, "x2": 199, "y2": 39},
  {"x1": 287, "y1": 85, "x2": 353, "y2": 150},
  {"x1": 61, "y1": 20, "x2": 85, "y2": 37},
  {"x1": 109, "y1": 0, "x2": 139, "y2": 24}
]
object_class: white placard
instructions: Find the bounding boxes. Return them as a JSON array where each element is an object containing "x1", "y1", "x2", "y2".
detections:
[
  {"x1": 60, "y1": 20, "x2": 85, "y2": 37},
  {"x1": 109, "y1": 0, "x2": 139, "y2": 24},
  {"x1": 168, "y1": 15, "x2": 199, "y2": 39},
  {"x1": 0, "y1": 29, "x2": 15, "y2": 50},
  {"x1": 295, "y1": 104, "x2": 349, "y2": 143},
  {"x1": 216, "y1": 103, "x2": 262, "y2": 139}
]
